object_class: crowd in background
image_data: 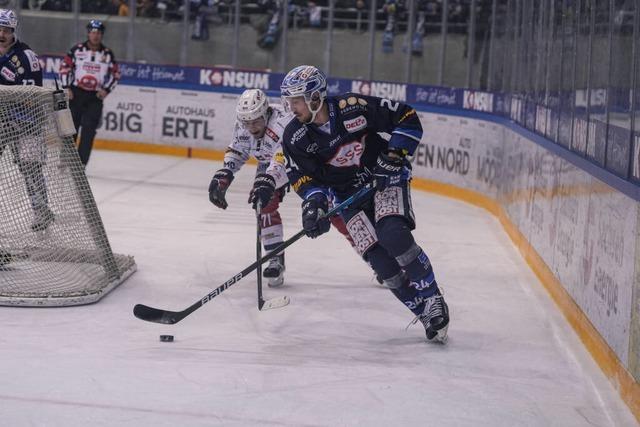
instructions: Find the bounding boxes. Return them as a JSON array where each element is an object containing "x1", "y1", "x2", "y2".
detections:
[
  {"x1": 21, "y1": 0, "x2": 480, "y2": 28},
  {"x1": 18, "y1": 0, "x2": 495, "y2": 48},
  {"x1": 16, "y1": 0, "x2": 635, "y2": 32}
]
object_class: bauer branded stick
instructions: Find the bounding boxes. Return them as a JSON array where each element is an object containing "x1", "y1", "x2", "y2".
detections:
[{"x1": 133, "y1": 184, "x2": 373, "y2": 325}]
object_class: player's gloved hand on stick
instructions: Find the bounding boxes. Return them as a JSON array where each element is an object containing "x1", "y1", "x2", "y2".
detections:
[
  {"x1": 208, "y1": 168, "x2": 234, "y2": 209},
  {"x1": 301, "y1": 193, "x2": 331, "y2": 238},
  {"x1": 248, "y1": 173, "x2": 276, "y2": 210},
  {"x1": 372, "y1": 149, "x2": 405, "y2": 191}
]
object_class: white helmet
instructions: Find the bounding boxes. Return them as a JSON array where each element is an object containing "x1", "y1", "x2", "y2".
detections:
[
  {"x1": 0, "y1": 9, "x2": 17, "y2": 31},
  {"x1": 236, "y1": 89, "x2": 270, "y2": 123}
]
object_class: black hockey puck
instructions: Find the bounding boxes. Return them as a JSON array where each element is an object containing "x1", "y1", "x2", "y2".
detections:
[{"x1": 159, "y1": 334, "x2": 174, "y2": 342}]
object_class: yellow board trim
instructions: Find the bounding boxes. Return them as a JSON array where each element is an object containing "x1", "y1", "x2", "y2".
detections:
[
  {"x1": 92, "y1": 140, "x2": 640, "y2": 422},
  {"x1": 412, "y1": 177, "x2": 640, "y2": 423}
]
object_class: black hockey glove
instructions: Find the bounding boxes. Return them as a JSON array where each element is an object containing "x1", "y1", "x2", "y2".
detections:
[
  {"x1": 372, "y1": 149, "x2": 405, "y2": 191},
  {"x1": 301, "y1": 193, "x2": 331, "y2": 239},
  {"x1": 248, "y1": 173, "x2": 276, "y2": 210},
  {"x1": 208, "y1": 168, "x2": 234, "y2": 209}
]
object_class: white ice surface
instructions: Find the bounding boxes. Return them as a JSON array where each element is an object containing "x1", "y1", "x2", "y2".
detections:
[{"x1": 0, "y1": 150, "x2": 637, "y2": 427}]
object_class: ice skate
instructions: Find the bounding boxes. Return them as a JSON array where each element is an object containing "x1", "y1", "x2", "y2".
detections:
[
  {"x1": 263, "y1": 254, "x2": 285, "y2": 287},
  {"x1": 31, "y1": 206, "x2": 54, "y2": 232},
  {"x1": 0, "y1": 249, "x2": 12, "y2": 268},
  {"x1": 410, "y1": 289, "x2": 449, "y2": 343}
]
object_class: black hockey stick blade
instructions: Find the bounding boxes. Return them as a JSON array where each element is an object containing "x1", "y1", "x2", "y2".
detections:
[{"x1": 133, "y1": 304, "x2": 185, "y2": 324}]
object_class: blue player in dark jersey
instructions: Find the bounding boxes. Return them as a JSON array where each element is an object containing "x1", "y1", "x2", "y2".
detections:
[
  {"x1": 0, "y1": 10, "x2": 42, "y2": 86},
  {"x1": 250, "y1": 65, "x2": 450, "y2": 343},
  {"x1": 0, "y1": 9, "x2": 53, "y2": 235}
]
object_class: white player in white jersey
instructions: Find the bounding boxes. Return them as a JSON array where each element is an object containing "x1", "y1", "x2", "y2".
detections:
[{"x1": 208, "y1": 89, "x2": 288, "y2": 287}]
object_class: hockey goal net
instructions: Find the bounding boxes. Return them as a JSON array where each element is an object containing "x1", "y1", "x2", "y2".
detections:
[{"x1": 0, "y1": 85, "x2": 136, "y2": 306}]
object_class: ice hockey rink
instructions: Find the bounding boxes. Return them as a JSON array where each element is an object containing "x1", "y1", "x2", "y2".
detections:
[{"x1": 1, "y1": 150, "x2": 637, "y2": 427}]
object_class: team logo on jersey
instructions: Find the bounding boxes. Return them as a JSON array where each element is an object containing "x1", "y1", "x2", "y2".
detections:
[
  {"x1": 328, "y1": 138, "x2": 365, "y2": 167},
  {"x1": 343, "y1": 115, "x2": 367, "y2": 133},
  {"x1": 1, "y1": 66, "x2": 15, "y2": 82},
  {"x1": 306, "y1": 142, "x2": 318, "y2": 153}
]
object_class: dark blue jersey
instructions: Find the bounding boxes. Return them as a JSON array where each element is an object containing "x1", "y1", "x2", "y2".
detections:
[
  {"x1": 281, "y1": 93, "x2": 422, "y2": 199},
  {"x1": 0, "y1": 40, "x2": 42, "y2": 87}
]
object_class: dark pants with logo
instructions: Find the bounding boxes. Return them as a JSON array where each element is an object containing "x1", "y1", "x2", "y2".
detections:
[{"x1": 70, "y1": 87, "x2": 104, "y2": 166}]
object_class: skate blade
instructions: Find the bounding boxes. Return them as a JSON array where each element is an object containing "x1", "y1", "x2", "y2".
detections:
[{"x1": 429, "y1": 324, "x2": 449, "y2": 344}]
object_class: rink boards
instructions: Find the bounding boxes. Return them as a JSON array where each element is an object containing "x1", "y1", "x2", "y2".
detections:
[{"x1": 55, "y1": 82, "x2": 639, "y2": 418}]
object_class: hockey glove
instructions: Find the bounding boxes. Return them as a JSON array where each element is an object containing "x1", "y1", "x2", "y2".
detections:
[
  {"x1": 248, "y1": 173, "x2": 276, "y2": 210},
  {"x1": 301, "y1": 193, "x2": 331, "y2": 239},
  {"x1": 208, "y1": 168, "x2": 234, "y2": 209},
  {"x1": 372, "y1": 149, "x2": 405, "y2": 191}
]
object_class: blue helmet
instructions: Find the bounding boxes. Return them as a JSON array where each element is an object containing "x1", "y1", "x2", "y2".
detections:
[
  {"x1": 87, "y1": 19, "x2": 105, "y2": 33},
  {"x1": 280, "y1": 65, "x2": 327, "y2": 123},
  {"x1": 280, "y1": 65, "x2": 327, "y2": 101},
  {"x1": 0, "y1": 9, "x2": 18, "y2": 31}
]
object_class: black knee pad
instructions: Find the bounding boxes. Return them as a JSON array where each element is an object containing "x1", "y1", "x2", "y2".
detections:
[{"x1": 375, "y1": 217, "x2": 415, "y2": 257}]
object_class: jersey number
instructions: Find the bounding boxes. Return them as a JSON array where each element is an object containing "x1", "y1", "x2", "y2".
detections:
[{"x1": 380, "y1": 99, "x2": 399, "y2": 112}]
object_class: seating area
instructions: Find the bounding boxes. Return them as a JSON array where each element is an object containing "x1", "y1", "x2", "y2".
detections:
[{"x1": 22, "y1": 0, "x2": 485, "y2": 33}]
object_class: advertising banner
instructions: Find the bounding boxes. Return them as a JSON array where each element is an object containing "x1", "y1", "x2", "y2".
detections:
[{"x1": 94, "y1": 86, "x2": 241, "y2": 150}]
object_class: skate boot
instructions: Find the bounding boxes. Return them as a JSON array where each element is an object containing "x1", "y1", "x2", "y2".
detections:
[
  {"x1": 410, "y1": 289, "x2": 449, "y2": 343},
  {"x1": 31, "y1": 206, "x2": 54, "y2": 232},
  {"x1": 263, "y1": 254, "x2": 285, "y2": 287},
  {"x1": 0, "y1": 250, "x2": 12, "y2": 268}
]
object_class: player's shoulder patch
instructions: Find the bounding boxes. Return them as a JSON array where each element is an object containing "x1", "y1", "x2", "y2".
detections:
[
  {"x1": 335, "y1": 92, "x2": 367, "y2": 116},
  {"x1": 23, "y1": 49, "x2": 40, "y2": 72}
]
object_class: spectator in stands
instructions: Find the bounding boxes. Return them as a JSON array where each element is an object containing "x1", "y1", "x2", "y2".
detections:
[
  {"x1": 191, "y1": 0, "x2": 213, "y2": 40},
  {"x1": 114, "y1": 0, "x2": 130, "y2": 15},
  {"x1": 257, "y1": 0, "x2": 282, "y2": 49},
  {"x1": 138, "y1": 0, "x2": 158, "y2": 17}
]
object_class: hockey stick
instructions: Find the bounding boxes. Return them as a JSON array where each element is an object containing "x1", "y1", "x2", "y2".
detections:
[
  {"x1": 256, "y1": 202, "x2": 264, "y2": 309},
  {"x1": 255, "y1": 202, "x2": 289, "y2": 311},
  {"x1": 133, "y1": 184, "x2": 373, "y2": 325}
]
